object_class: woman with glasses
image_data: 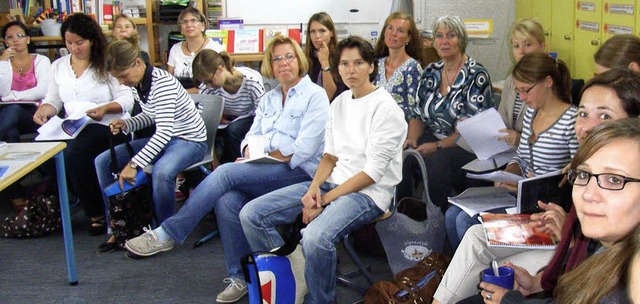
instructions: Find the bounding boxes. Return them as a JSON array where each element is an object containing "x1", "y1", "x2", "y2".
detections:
[
  {"x1": 0, "y1": 21, "x2": 51, "y2": 143},
  {"x1": 192, "y1": 49, "x2": 265, "y2": 164},
  {"x1": 476, "y1": 118, "x2": 640, "y2": 303},
  {"x1": 167, "y1": 7, "x2": 223, "y2": 92},
  {"x1": 32, "y1": 13, "x2": 134, "y2": 236},
  {"x1": 124, "y1": 36, "x2": 329, "y2": 304},
  {"x1": 304, "y1": 12, "x2": 347, "y2": 101},
  {"x1": 433, "y1": 68, "x2": 640, "y2": 304},
  {"x1": 398, "y1": 15, "x2": 493, "y2": 210},
  {"x1": 373, "y1": 11, "x2": 425, "y2": 121}
]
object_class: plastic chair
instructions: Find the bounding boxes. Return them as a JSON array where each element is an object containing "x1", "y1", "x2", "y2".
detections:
[{"x1": 185, "y1": 94, "x2": 225, "y2": 174}]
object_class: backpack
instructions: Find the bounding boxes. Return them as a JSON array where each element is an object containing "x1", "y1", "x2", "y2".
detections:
[{"x1": 0, "y1": 195, "x2": 61, "y2": 238}]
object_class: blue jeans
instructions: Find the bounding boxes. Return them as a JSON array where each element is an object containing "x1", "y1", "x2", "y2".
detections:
[
  {"x1": 445, "y1": 205, "x2": 480, "y2": 251},
  {"x1": 95, "y1": 137, "x2": 206, "y2": 223},
  {"x1": 0, "y1": 104, "x2": 37, "y2": 142},
  {"x1": 240, "y1": 181, "x2": 383, "y2": 304},
  {"x1": 162, "y1": 162, "x2": 311, "y2": 280}
]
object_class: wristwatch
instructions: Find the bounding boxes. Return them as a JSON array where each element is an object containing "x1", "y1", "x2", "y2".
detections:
[
  {"x1": 128, "y1": 161, "x2": 138, "y2": 169},
  {"x1": 435, "y1": 141, "x2": 442, "y2": 150},
  {"x1": 321, "y1": 66, "x2": 331, "y2": 72}
]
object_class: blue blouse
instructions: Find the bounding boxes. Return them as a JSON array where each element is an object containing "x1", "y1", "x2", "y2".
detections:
[
  {"x1": 413, "y1": 57, "x2": 493, "y2": 137},
  {"x1": 374, "y1": 57, "x2": 422, "y2": 121},
  {"x1": 241, "y1": 75, "x2": 330, "y2": 177}
]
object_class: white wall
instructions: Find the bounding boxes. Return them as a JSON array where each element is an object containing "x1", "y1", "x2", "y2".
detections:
[{"x1": 225, "y1": 0, "x2": 516, "y2": 82}]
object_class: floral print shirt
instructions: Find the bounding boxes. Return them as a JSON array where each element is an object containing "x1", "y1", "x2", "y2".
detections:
[{"x1": 374, "y1": 57, "x2": 422, "y2": 121}]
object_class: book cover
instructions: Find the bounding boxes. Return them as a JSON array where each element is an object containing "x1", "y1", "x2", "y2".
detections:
[
  {"x1": 480, "y1": 213, "x2": 557, "y2": 249},
  {"x1": 233, "y1": 29, "x2": 260, "y2": 53},
  {"x1": 218, "y1": 18, "x2": 243, "y2": 30},
  {"x1": 263, "y1": 26, "x2": 288, "y2": 52},
  {"x1": 205, "y1": 29, "x2": 229, "y2": 51}
]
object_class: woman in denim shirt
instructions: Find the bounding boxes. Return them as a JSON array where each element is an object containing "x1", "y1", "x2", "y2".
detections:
[{"x1": 124, "y1": 36, "x2": 329, "y2": 304}]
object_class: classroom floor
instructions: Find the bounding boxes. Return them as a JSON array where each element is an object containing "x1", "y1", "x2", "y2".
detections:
[{"x1": 0, "y1": 198, "x2": 392, "y2": 303}]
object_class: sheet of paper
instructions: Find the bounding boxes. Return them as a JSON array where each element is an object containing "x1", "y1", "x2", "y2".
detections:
[
  {"x1": 457, "y1": 108, "x2": 512, "y2": 160},
  {"x1": 462, "y1": 151, "x2": 516, "y2": 173},
  {"x1": 467, "y1": 170, "x2": 525, "y2": 184},
  {"x1": 448, "y1": 187, "x2": 516, "y2": 216}
]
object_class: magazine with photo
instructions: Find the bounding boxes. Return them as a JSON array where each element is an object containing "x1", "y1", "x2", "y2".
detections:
[
  {"x1": 36, "y1": 115, "x2": 93, "y2": 141},
  {"x1": 479, "y1": 213, "x2": 557, "y2": 249}
]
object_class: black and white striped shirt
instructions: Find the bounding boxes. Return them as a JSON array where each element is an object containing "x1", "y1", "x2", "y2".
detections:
[
  {"x1": 126, "y1": 67, "x2": 206, "y2": 168},
  {"x1": 200, "y1": 66, "x2": 264, "y2": 118},
  {"x1": 510, "y1": 106, "x2": 578, "y2": 176}
]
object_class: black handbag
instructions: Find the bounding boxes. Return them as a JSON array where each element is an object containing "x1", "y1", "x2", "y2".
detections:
[{"x1": 104, "y1": 137, "x2": 153, "y2": 248}]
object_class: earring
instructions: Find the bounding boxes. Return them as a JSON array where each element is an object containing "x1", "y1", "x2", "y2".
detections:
[{"x1": 405, "y1": 41, "x2": 409, "y2": 46}]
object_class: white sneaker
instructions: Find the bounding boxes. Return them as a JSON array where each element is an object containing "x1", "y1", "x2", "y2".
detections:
[
  {"x1": 216, "y1": 278, "x2": 248, "y2": 303},
  {"x1": 124, "y1": 227, "x2": 175, "y2": 257}
]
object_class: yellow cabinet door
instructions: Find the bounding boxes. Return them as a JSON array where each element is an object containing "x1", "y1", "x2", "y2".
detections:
[
  {"x1": 551, "y1": 0, "x2": 576, "y2": 73},
  {"x1": 532, "y1": 0, "x2": 553, "y2": 52},
  {"x1": 574, "y1": 0, "x2": 603, "y2": 80},
  {"x1": 516, "y1": 0, "x2": 534, "y2": 20},
  {"x1": 602, "y1": 0, "x2": 636, "y2": 40}
]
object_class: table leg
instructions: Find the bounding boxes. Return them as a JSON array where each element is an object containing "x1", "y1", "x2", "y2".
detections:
[{"x1": 55, "y1": 152, "x2": 78, "y2": 286}]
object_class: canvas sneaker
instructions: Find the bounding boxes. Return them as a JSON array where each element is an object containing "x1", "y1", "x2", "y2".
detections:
[
  {"x1": 124, "y1": 227, "x2": 175, "y2": 257},
  {"x1": 175, "y1": 177, "x2": 188, "y2": 201},
  {"x1": 216, "y1": 278, "x2": 248, "y2": 303}
]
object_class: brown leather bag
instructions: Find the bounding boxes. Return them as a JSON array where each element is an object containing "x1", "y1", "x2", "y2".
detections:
[{"x1": 364, "y1": 253, "x2": 451, "y2": 304}]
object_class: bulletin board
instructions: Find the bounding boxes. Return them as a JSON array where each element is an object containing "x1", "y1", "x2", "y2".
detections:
[{"x1": 226, "y1": 0, "x2": 392, "y2": 25}]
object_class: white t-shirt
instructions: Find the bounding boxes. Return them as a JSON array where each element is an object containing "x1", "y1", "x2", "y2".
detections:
[{"x1": 167, "y1": 39, "x2": 224, "y2": 79}]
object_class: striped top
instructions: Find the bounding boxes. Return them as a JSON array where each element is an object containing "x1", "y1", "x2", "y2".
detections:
[
  {"x1": 512, "y1": 95, "x2": 524, "y2": 127},
  {"x1": 200, "y1": 66, "x2": 264, "y2": 118},
  {"x1": 510, "y1": 106, "x2": 579, "y2": 176},
  {"x1": 125, "y1": 66, "x2": 207, "y2": 168}
]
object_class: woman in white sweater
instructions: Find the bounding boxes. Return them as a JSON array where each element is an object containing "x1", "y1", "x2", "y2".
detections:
[
  {"x1": 33, "y1": 13, "x2": 134, "y2": 235},
  {"x1": 0, "y1": 21, "x2": 50, "y2": 142}
]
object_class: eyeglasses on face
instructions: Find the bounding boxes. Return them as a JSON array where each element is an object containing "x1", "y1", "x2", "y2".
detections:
[
  {"x1": 566, "y1": 169, "x2": 640, "y2": 191},
  {"x1": 514, "y1": 82, "x2": 538, "y2": 96},
  {"x1": 271, "y1": 53, "x2": 296, "y2": 64},
  {"x1": 5, "y1": 33, "x2": 27, "y2": 40},
  {"x1": 179, "y1": 18, "x2": 201, "y2": 25}
]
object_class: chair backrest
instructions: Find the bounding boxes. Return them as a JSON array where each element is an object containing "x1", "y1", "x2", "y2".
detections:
[{"x1": 190, "y1": 94, "x2": 225, "y2": 161}]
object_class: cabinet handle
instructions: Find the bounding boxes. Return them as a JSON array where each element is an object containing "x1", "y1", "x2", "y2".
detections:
[
  {"x1": 591, "y1": 39, "x2": 599, "y2": 46},
  {"x1": 563, "y1": 35, "x2": 571, "y2": 40}
]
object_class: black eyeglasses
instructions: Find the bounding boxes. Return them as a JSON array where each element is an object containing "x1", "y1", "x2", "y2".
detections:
[
  {"x1": 514, "y1": 82, "x2": 538, "y2": 96},
  {"x1": 566, "y1": 169, "x2": 640, "y2": 191}
]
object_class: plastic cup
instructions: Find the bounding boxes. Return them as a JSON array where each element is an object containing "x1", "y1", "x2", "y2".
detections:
[{"x1": 482, "y1": 266, "x2": 515, "y2": 290}]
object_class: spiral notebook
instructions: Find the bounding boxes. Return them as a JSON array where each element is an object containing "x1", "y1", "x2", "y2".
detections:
[{"x1": 479, "y1": 213, "x2": 557, "y2": 249}]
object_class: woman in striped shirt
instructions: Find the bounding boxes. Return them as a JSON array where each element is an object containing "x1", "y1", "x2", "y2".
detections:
[
  {"x1": 93, "y1": 36, "x2": 207, "y2": 253},
  {"x1": 445, "y1": 53, "x2": 578, "y2": 250},
  {"x1": 193, "y1": 49, "x2": 265, "y2": 164}
]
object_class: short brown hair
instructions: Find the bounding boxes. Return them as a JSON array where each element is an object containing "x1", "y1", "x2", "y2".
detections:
[{"x1": 595, "y1": 34, "x2": 640, "y2": 70}]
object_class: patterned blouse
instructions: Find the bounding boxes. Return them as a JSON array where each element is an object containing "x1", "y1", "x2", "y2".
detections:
[
  {"x1": 374, "y1": 57, "x2": 422, "y2": 121},
  {"x1": 413, "y1": 57, "x2": 493, "y2": 136}
]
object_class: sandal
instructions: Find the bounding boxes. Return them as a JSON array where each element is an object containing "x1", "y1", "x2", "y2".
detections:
[
  {"x1": 89, "y1": 216, "x2": 107, "y2": 236},
  {"x1": 96, "y1": 235, "x2": 118, "y2": 254}
]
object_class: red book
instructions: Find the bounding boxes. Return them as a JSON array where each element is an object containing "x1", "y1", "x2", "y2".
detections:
[{"x1": 480, "y1": 213, "x2": 557, "y2": 249}]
